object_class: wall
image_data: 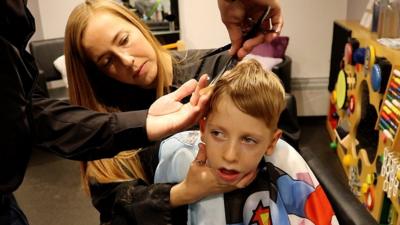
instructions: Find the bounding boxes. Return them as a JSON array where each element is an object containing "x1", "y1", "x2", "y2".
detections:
[
  {"x1": 279, "y1": 0, "x2": 347, "y2": 116},
  {"x1": 178, "y1": 0, "x2": 228, "y2": 49},
  {"x1": 27, "y1": 0, "x2": 44, "y2": 42},
  {"x1": 28, "y1": 0, "x2": 81, "y2": 40},
  {"x1": 347, "y1": 0, "x2": 370, "y2": 21}
]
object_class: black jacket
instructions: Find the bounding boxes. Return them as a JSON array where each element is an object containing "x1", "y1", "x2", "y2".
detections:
[
  {"x1": 91, "y1": 49, "x2": 232, "y2": 225},
  {"x1": 0, "y1": 0, "x2": 150, "y2": 194},
  {"x1": 95, "y1": 50, "x2": 301, "y2": 224}
]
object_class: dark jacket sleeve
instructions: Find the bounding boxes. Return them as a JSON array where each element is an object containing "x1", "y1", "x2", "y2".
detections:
[
  {"x1": 0, "y1": 0, "x2": 38, "y2": 193},
  {"x1": 32, "y1": 88, "x2": 152, "y2": 160},
  {"x1": 89, "y1": 179, "x2": 187, "y2": 225},
  {"x1": 110, "y1": 180, "x2": 187, "y2": 225},
  {"x1": 89, "y1": 144, "x2": 187, "y2": 225},
  {"x1": 0, "y1": 36, "x2": 33, "y2": 193}
]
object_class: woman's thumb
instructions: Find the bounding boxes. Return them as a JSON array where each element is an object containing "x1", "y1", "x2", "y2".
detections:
[{"x1": 195, "y1": 142, "x2": 207, "y2": 162}]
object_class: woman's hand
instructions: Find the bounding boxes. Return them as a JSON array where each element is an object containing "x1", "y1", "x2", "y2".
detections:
[
  {"x1": 146, "y1": 75, "x2": 210, "y2": 141},
  {"x1": 170, "y1": 143, "x2": 256, "y2": 207},
  {"x1": 218, "y1": 0, "x2": 283, "y2": 59}
]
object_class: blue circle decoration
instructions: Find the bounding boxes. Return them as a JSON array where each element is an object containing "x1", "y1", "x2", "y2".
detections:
[
  {"x1": 353, "y1": 48, "x2": 366, "y2": 64},
  {"x1": 371, "y1": 64, "x2": 382, "y2": 92}
]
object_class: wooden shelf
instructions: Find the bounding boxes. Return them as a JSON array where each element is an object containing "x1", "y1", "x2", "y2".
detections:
[
  {"x1": 336, "y1": 20, "x2": 400, "y2": 65},
  {"x1": 327, "y1": 20, "x2": 400, "y2": 222}
]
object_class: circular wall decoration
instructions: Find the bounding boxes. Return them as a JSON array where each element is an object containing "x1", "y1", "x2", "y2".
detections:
[
  {"x1": 365, "y1": 186, "x2": 375, "y2": 211},
  {"x1": 364, "y1": 45, "x2": 376, "y2": 73},
  {"x1": 349, "y1": 95, "x2": 356, "y2": 113},
  {"x1": 353, "y1": 47, "x2": 366, "y2": 65},
  {"x1": 371, "y1": 64, "x2": 382, "y2": 92},
  {"x1": 336, "y1": 70, "x2": 347, "y2": 109},
  {"x1": 344, "y1": 43, "x2": 353, "y2": 65}
]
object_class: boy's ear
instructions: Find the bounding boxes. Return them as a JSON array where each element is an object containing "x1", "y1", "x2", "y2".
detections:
[
  {"x1": 265, "y1": 129, "x2": 282, "y2": 156},
  {"x1": 199, "y1": 117, "x2": 206, "y2": 134}
]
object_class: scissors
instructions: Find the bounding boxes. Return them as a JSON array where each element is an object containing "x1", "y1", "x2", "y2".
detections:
[{"x1": 201, "y1": 6, "x2": 274, "y2": 87}]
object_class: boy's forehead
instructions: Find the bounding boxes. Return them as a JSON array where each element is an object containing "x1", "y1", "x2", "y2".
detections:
[{"x1": 206, "y1": 96, "x2": 272, "y2": 131}]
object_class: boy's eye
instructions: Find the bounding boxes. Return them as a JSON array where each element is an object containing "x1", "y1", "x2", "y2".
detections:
[
  {"x1": 210, "y1": 130, "x2": 224, "y2": 138},
  {"x1": 242, "y1": 136, "x2": 257, "y2": 144}
]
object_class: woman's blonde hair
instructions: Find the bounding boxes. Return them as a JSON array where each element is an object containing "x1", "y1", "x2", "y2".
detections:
[
  {"x1": 65, "y1": 0, "x2": 171, "y2": 111},
  {"x1": 208, "y1": 59, "x2": 286, "y2": 129},
  {"x1": 64, "y1": 0, "x2": 174, "y2": 193}
]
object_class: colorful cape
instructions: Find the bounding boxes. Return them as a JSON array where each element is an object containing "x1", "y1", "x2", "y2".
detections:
[{"x1": 155, "y1": 131, "x2": 339, "y2": 225}]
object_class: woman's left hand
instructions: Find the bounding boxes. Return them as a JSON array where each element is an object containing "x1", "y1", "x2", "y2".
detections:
[{"x1": 146, "y1": 74, "x2": 210, "y2": 141}]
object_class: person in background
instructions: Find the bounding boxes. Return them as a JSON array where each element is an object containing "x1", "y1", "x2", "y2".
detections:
[
  {"x1": 155, "y1": 59, "x2": 339, "y2": 225},
  {"x1": 0, "y1": 0, "x2": 284, "y2": 224},
  {"x1": 218, "y1": 0, "x2": 283, "y2": 58}
]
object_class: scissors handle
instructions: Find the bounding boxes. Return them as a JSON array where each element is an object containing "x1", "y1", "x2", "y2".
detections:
[{"x1": 200, "y1": 6, "x2": 271, "y2": 60}]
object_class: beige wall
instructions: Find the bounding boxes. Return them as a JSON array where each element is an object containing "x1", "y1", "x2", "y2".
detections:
[
  {"x1": 347, "y1": 0, "x2": 370, "y2": 21},
  {"x1": 28, "y1": 0, "x2": 81, "y2": 40},
  {"x1": 27, "y1": 0, "x2": 44, "y2": 42}
]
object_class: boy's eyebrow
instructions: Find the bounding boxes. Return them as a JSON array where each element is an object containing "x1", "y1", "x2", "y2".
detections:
[{"x1": 207, "y1": 122, "x2": 266, "y2": 139}]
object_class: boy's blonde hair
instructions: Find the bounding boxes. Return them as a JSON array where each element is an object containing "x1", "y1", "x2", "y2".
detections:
[{"x1": 207, "y1": 59, "x2": 286, "y2": 129}]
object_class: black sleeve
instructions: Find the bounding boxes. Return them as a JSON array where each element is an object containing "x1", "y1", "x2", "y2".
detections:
[
  {"x1": 31, "y1": 87, "x2": 152, "y2": 160},
  {"x1": 0, "y1": 36, "x2": 33, "y2": 193},
  {"x1": 90, "y1": 180, "x2": 187, "y2": 225}
]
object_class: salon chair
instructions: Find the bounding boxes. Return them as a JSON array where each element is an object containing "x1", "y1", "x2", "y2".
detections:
[
  {"x1": 29, "y1": 37, "x2": 65, "y2": 98},
  {"x1": 272, "y1": 55, "x2": 292, "y2": 92}
]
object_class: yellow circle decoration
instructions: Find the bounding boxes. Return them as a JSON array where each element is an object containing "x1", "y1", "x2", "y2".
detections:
[{"x1": 336, "y1": 70, "x2": 347, "y2": 109}]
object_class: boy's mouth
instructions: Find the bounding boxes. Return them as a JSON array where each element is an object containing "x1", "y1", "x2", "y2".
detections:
[{"x1": 217, "y1": 168, "x2": 240, "y2": 183}]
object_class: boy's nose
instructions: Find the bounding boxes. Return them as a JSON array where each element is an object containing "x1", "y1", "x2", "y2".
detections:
[{"x1": 222, "y1": 142, "x2": 239, "y2": 163}]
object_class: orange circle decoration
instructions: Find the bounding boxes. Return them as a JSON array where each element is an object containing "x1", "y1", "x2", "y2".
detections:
[
  {"x1": 343, "y1": 154, "x2": 353, "y2": 167},
  {"x1": 349, "y1": 95, "x2": 355, "y2": 113},
  {"x1": 336, "y1": 70, "x2": 347, "y2": 109},
  {"x1": 344, "y1": 43, "x2": 353, "y2": 65},
  {"x1": 365, "y1": 186, "x2": 375, "y2": 211}
]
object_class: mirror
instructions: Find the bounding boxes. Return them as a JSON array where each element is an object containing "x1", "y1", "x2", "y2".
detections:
[{"x1": 120, "y1": 0, "x2": 179, "y2": 31}]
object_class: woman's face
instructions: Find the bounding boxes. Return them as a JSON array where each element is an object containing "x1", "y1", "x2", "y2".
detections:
[{"x1": 82, "y1": 11, "x2": 158, "y2": 88}]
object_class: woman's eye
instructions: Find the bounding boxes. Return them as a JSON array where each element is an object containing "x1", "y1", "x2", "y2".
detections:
[
  {"x1": 101, "y1": 57, "x2": 113, "y2": 68},
  {"x1": 120, "y1": 34, "x2": 130, "y2": 46},
  {"x1": 242, "y1": 137, "x2": 257, "y2": 144}
]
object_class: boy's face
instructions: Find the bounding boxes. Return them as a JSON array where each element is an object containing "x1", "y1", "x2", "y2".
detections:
[{"x1": 200, "y1": 94, "x2": 281, "y2": 185}]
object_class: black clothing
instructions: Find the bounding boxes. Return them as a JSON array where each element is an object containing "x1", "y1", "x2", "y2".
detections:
[
  {"x1": 0, "y1": 193, "x2": 29, "y2": 225},
  {"x1": 91, "y1": 49, "x2": 302, "y2": 224},
  {"x1": 0, "y1": 0, "x2": 152, "y2": 194},
  {"x1": 91, "y1": 49, "x2": 231, "y2": 225}
]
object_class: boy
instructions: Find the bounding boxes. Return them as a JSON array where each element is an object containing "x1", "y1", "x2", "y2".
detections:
[{"x1": 155, "y1": 59, "x2": 339, "y2": 225}]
